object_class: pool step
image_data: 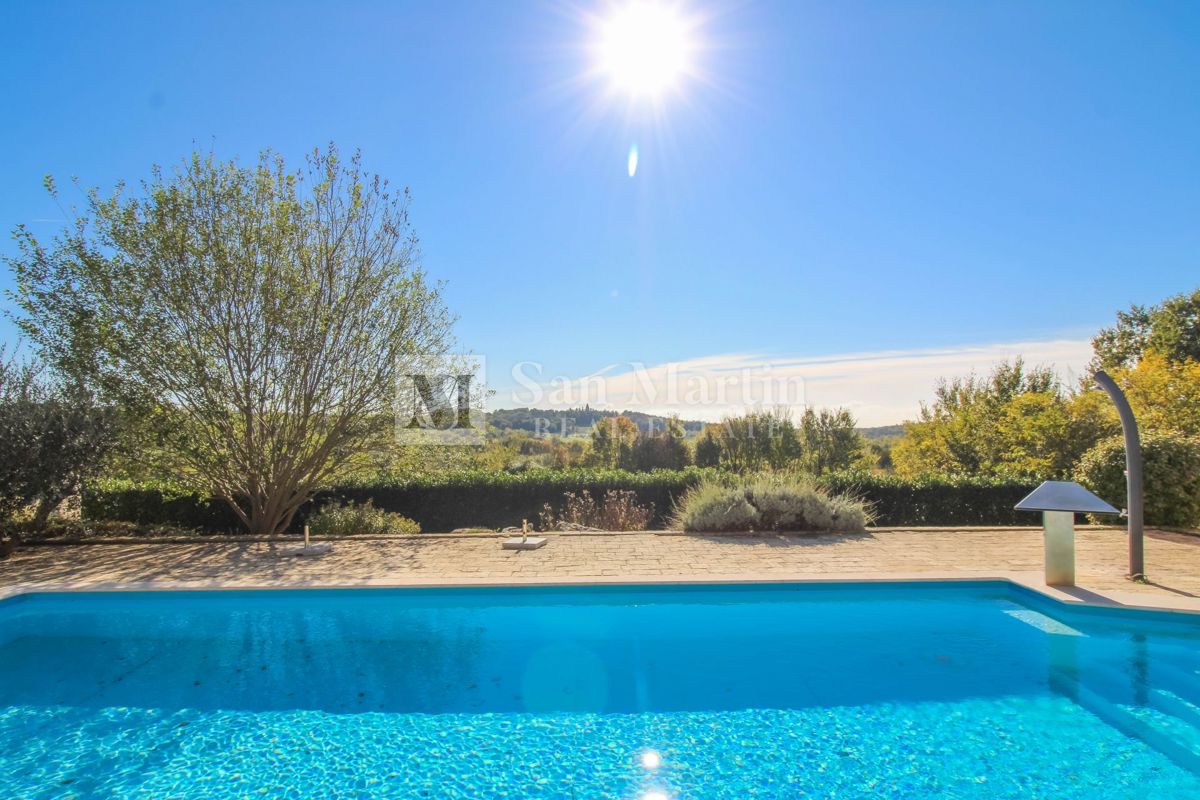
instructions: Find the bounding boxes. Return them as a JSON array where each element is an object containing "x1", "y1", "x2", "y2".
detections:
[
  {"x1": 1065, "y1": 661, "x2": 1200, "y2": 775},
  {"x1": 1148, "y1": 688, "x2": 1200, "y2": 732},
  {"x1": 1072, "y1": 683, "x2": 1200, "y2": 774},
  {"x1": 1081, "y1": 659, "x2": 1200, "y2": 724},
  {"x1": 1142, "y1": 661, "x2": 1200, "y2": 707}
]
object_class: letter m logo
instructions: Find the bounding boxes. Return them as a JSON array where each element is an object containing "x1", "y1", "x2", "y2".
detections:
[{"x1": 395, "y1": 356, "x2": 486, "y2": 446}]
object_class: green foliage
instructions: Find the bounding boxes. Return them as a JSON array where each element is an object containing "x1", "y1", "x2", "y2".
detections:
[
  {"x1": 489, "y1": 406, "x2": 704, "y2": 437},
  {"x1": 589, "y1": 415, "x2": 640, "y2": 468},
  {"x1": 693, "y1": 425, "x2": 722, "y2": 468},
  {"x1": 714, "y1": 409, "x2": 801, "y2": 472},
  {"x1": 1092, "y1": 287, "x2": 1200, "y2": 370},
  {"x1": 797, "y1": 408, "x2": 863, "y2": 475},
  {"x1": 673, "y1": 472, "x2": 872, "y2": 532},
  {"x1": 470, "y1": 430, "x2": 592, "y2": 472},
  {"x1": 84, "y1": 468, "x2": 1056, "y2": 531},
  {"x1": 892, "y1": 359, "x2": 1115, "y2": 479},
  {"x1": 538, "y1": 490, "x2": 654, "y2": 531},
  {"x1": 820, "y1": 471, "x2": 1040, "y2": 526},
  {"x1": 1075, "y1": 433, "x2": 1200, "y2": 528},
  {"x1": 698, "y1": 408, "x2": 862, "y2": 475},
  {"x1": 858, "y1": 439, "x2": 895, "y2": 471},
  {"x1": 83, "y1": 468, "x2": 713, "y2": 532},
  {"x1": 331, "y1": 467, "x2": 695, "y2": 531},
  {"x1": 8, "y1": 145, "x2": 453, "y2": 535},
  {"x1": 1116, "y1": 351, "x2": 1200, "y2": 438},
  {"x1": 306, "y1": 501, "x2": 420, "y2": 536},
  {"x1": 587, "y1": 415, "x2": 692, "y2": 471},
  {"x1": 82, "y1": 479, "x2": 244, "y2": 531},
  {"x1": 0, "y1": 350, "x2": 120, "y2": 522},
  {"x1": 630, "y1": 416, "x2": 691, "y2": 470},
  {"x1": 0, "y1": 517, "x2": 204, "y2": 542}
]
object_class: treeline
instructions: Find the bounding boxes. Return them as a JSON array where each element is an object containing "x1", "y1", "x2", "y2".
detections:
[
  {"x1": 488, "y1": 407, "x2": 705, "y2": 436},
  {"x1": 890, "y1": 288, "x2": 1200, "y2": 526}
]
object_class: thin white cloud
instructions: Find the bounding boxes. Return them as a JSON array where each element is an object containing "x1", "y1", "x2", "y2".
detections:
[{"x1": 493, "y1": 338, "x2": 1094, "y2": 426}]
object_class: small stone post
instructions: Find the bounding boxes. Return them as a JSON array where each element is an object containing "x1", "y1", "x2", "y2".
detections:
[{"x1": 1042, "y1": 510, "x2": 1076, "y2": 586}]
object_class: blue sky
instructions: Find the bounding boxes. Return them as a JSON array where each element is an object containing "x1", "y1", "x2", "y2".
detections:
[{"x1": 2, "y1": 1, "x2": 1198, "y2": 423}]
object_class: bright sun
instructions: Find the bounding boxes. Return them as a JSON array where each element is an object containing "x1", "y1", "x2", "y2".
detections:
[{"x1": 595, "y1": 2, "x2": 695, "y2": 100}]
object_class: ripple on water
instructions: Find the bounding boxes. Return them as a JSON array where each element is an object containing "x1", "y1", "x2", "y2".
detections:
[{"x1": 2, "y1": 695, "x2": 1200, "y2": 799}]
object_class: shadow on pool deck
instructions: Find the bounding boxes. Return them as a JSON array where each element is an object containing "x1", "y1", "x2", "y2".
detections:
[{"x1": 2, "y1": 528, "x2": 1200, "y2": 611}]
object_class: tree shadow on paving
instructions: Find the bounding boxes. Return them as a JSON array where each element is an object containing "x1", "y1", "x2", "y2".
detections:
[
  {"x1": 1149, "y1": 530, "x2": 1200, "y2": 547},
  {"x1": 0, "y1": 539, "x2": 426, "y2": 587}
]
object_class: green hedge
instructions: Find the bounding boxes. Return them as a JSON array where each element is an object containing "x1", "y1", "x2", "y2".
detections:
[
  {"x1": 83, "y1": 469, "x2": 1047, "y2": 532},
  {"x1": 324, "y1": 469, "x2": 710, "y2": 531},
  {"x1": 82, "y1": 469, "x2": 712, "y2": 533},
  {"x1": 819, "y1": 472, "x2": 1041, "y2": 527},
  {"x1": 81, "y1": 483, "x2": 243, "y2": 530}
]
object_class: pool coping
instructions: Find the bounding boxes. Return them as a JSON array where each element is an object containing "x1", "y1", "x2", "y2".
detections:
[
  {"x1": 3, "y1": 572, "x2": 1199, "y2": 617},
  {"x1": 13, "y1": 524, "x2": 1125, "y2": 546}
]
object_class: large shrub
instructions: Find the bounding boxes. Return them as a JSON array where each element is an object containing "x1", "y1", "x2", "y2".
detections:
[
  {"x1": 0, "y1": 352, "x2": 120, "y2": 523},
  {"x1": 306, "y1": 501, "x2": 420, "y2": 536},
  {"x1": 669, "y1": 481, "x2": 759, "y2": 532},
  {"x1": 1075, "y1": 433, "x2": 1200, "y2": 528},
  {"x1": 673, "y1": 473, "x2": 872, "y2": 533}
]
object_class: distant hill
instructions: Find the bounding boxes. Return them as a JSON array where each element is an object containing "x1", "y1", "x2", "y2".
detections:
[
  {"x1": 491, "y1": 409, "x2": 906, "y2": 440},
  {"x1": 488, "y1": 407, "x2": 706, "y2": 436},
  {"x1": 859, "y1": 424, "x2": 905, "y2": 440}
]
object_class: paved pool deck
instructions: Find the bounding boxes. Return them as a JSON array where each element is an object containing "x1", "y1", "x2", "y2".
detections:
[{"x1": 2, "y1": 526, "x2": 1200, "y2": 613}]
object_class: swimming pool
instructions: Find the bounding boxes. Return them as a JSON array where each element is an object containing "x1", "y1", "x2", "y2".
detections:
[{"x1": 2, "y1": 581, "x2": 1199, "y2": 799}]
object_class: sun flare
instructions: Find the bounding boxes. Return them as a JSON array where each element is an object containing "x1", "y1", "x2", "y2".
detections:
[{"x1": 595, "y1": 2, "x2": 696, "y2": 100}]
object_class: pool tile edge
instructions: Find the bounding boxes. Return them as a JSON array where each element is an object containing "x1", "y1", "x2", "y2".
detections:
[{"x1": 3, "y1": 572, "x2": 1200, "y2": 616}]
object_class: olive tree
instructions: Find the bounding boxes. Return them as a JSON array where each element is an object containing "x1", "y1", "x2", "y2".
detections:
[
  {"x1": 8, "y1": 146, "x2": 454, "y2": 534},
  {"x1": 0, "y1": 349, "x2": 119, "y2": 524}
]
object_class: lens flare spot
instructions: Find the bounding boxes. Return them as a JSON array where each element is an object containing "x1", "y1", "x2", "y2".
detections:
[
  {"x1": 627, "y1": 145, "x2": 639, "y2": 177},
  {"x1": 641, "y1": 749, "x2": 662, "y2": 769}
]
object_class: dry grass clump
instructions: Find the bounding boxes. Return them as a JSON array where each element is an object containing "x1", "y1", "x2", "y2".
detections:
[
  {"x1": 673, "y1": 473, "x2": 872, "y2": 533},
  {"x1": 539, "y1": 490, "x2": 655, "y2": 531}
]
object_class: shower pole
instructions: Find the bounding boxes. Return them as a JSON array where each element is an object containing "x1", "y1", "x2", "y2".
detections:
[{"x1": 1093, "y1": 370, "x2": 1144, "y2": 580}]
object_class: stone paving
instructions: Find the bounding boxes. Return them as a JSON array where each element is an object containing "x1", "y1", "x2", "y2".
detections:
[{"x1": 1, "y1": 526, "x2": 1199, "y2": 611}]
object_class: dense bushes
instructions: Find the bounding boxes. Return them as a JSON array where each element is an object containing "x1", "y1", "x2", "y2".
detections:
[
  {"x1": 306, "y1": 501, "x2": 420, "y2": 536},
  {"x1": 0, "y1": 518, "x2": 203, "y2": 543},
  {"x1": 83, "y1": 481, "x2": 244, "y2": 530},
  {"x1": 820, "y1": 472, "x2": 1040, "y2": 527},
  {"x1": 83, "y1": 468, "x2": 1066, "y2": 532},
  {"x1": 1075, "y1": 433, "x2": 1200, "y2": 528},
  {"x1": 0, "y1": 353, "x2": 121, "y2": 524},
  {"x1": 673, "y1": 473, "x2": 872, "y2": 532},
  {"x1": 84, "y1": 469, "x2": 711, "y2": 532}
]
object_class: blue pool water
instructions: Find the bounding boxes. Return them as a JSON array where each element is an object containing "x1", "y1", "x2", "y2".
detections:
[{"x1": 3, "y1": 582, "x2": 1200, "y2": 799}]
